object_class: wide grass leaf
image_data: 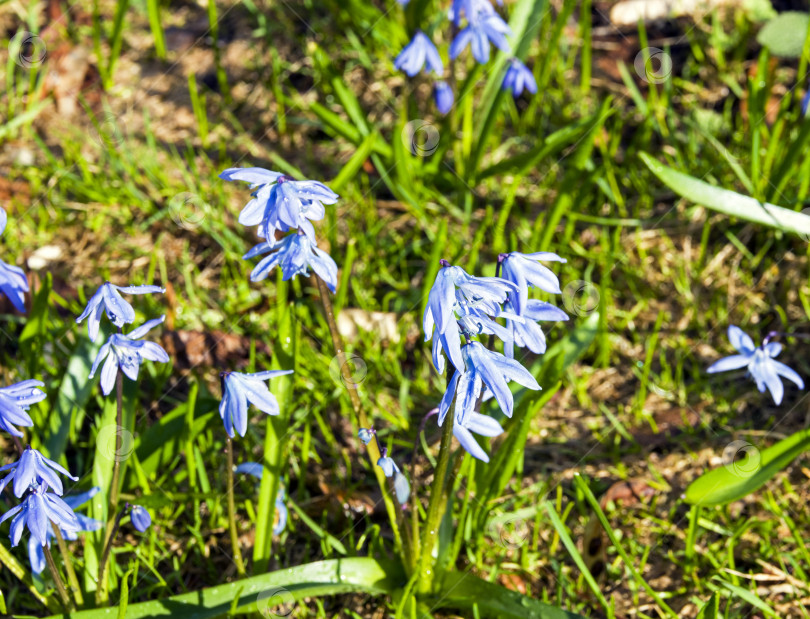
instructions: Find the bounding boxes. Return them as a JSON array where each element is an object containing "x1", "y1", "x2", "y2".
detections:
[
  {"x1": 640, "y1": 152, "x2": 810, "y2": 236},
  {"x1": 685, "y1": 428, "x2": 810, "y2": 506}
]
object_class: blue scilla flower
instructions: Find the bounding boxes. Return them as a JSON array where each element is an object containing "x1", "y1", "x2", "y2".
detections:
[
  {"x1": 221, "y1": 168, "x2": 338, "y2": 243},
  {"x1": 0, "y1": 447, "x2": 78, "y2": 498},
  {"x1": 434, "y1": 81, "x2": 454, "y2": 114},
  {"x1": 454, "y1": 411, "x2": 504, "y2": 463},
  {"x1": 500, "y1": 251, "x2": 565, "y2": 316},
  {"x1": 89, "y1": 316, "x2": 170, "y2": 395},
  {"x1": 358, "y1": 428, "x2": 374, "y2": 444},
  {"x1": 235, "y1": 463, "x2": 288, "y2": 534},
  {"x1": 76, "y1": 282, "x2": 165, "y2": 342},
  {"x1": 450, "y1": 9, "x2": 511, "y2": 64},
  {"x1": 130, "y1": 505, "x2": 151, "y2": 532},
  {"x1": 0, "y1": 483, "x2": 81, "y2": 547},
  {"x1": 395, "y1": 31, "x2": 443, "y2": 77},
  {"x1": 502, "y1": 58, "x2": 537, "y2": 97},
  {"x1": 439, "y1": 341, "x2": 539, "y2": 426},
  {"x1": 219, "y1": 369, "x2": 294, "y2": 438},
  {"x1": 0, "y1": 259, "x2": 28, "y2": 313},
  {"x1": 802, "y1": 90, "x2": 810, "y2": 117},
  {"x1": 424, "y1": 262, "x2": 518, "y2": 373},
  {"x1": 0, "y1": 379, "x2": 45, "y2": 438},
  {"x1": 450, "y1": 0, "x2": 501, "y2": 25},
  {"x1": 244, "y1": 232, "x2": 338, "y2": 292},
  {"x1": 0, "y1": 207, "x2": 28, "y2": 313},
  {"x1": 28, "y1": 487, "x2": 101, "y2": 574},
  {"x1": 707, "y1": 325, "x2": 804, "y2": 405},
  {"x1": 377, "y1": 456, "x2": 410, "y2": 504},
  {"x1": 504, "y1": 299, "x2": 568, "y2": 358}
]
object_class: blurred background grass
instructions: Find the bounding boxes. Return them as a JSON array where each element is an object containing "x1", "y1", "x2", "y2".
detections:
[{"x1": 2, "y1": 0, "x2": 810, "y2": 616}]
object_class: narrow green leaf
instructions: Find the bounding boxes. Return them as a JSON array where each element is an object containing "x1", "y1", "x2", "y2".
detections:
[
  {"x1": 696, "y1": 593, "x2": 719, "y2": 619},
  {"x1": 716, "y1": 579, "x2": 778, "y2": 617},
  {"x1": 640, "y1": 152, "x2": 810, "y2": 236},
  {"x1": 684, "y1": 428, "x2": 810, "y2": 506}
]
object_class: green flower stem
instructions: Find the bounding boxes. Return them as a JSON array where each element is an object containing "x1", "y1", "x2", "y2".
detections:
[
  {"x1": 52, "y1": 524, "x2": 83, "y2": 607},
  {"x1": 44, "y1": 543, "x2": 73, "y2": 611},
  {"x1": 0, "y1": 540, "x2": 56, "y2": 610},
  {"x1": 315, "y1": 275, "x2": 405, "y2": 561},
  {"x1": 97, "y1": 366, "x2": 124, "y2": 603},
  {"x1": 226, "y1": 437, "x2": 246, "y2": 575},
  {"x1": 97, "y1": 508, "x2": 126, "y2": 604},
  {"x1": 416, "y1": 409, "x2": 455, "y2": 595}
]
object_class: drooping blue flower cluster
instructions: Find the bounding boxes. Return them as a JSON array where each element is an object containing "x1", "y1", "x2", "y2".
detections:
[
  {"x1": 393, "y1": 0, "x2": 537, "y2": 115},
  {"x1": 707, "y1": 325, "x2": 804, "y2": 406},
  {"x1": 220, "y1": 167, "x2": 340, "y2": 293},
  {"x1": 423, "y1": 252, "x2": 568, "y2": 462},
  {"x1": 358, "y1": 427, "x2": 410, "y2": 504},
  {"x1": 0, "y1": 206, "x2": 29, "y2": 313}
]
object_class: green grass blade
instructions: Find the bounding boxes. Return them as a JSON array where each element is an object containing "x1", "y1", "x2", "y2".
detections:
[
  {"x1": 696, "y1": 592, "x2": 720, "y2": 619},
  {"x1": 684, "y1": 428, "x2": 810, "y2": 507},
  {"x1": 640, "y1": 152, "x2": 810, "y2": 236}
]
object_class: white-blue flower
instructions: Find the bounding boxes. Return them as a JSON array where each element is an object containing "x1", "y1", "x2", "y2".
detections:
[
  {"x1": 89, "y1": 316, "x2": 170, "y2": 395},
  {"x1": 500, "y1": 251, "x2": 566, "y2": 316},
  {"x1": 394, "y1": 31, "x2": 443, "y2": 77},
  {"x1": 220, "y1": 167, "x2": 338, "y2": 243},
  {"x1": 245, "y1": 232, "x2": 338, "y2": 292},
  {"x1": 219, "y1": 370, "x2": 293, "y2": 438},
  {"x1": 439, "y1": 341, "x2": 540, "y2": 426},
  {"x1": 504, "y1": 298, "x2": 568, "y2": 358},
  {"x1": 76, "y1": 282, "x2": 165, "y2": 342},
  {"x1": 453, "y1": 411, "x2": 504, "y2": 463},
  {"x1": 707, "y1": 325, "x2": 804, "y2": 405}
]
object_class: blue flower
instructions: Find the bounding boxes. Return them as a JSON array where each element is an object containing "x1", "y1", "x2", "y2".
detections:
[
  {"x1": 0, "y1": 206, "x2": 6, "y2": 236},
  {"x1": 454, "y1": 411, "x2": 504, "y2": 463},
  {"x1": 244, "y1": 232, "x2": 338, "y2": 292},
  {"x1": 76, "y1": 283, "x2": 165, "y2": 342},
  {"x1": 27, "y1": 487, "x2": 101, "y2": 574},
  {"x1": 707, "y1": 325, "x2": 804, "y2": 405},
  {"x1": 0, "y1": 259, "x2": 28, "y2": 313},
  {"x1": 395, "y1": 31, "x2": 443, "y2": 77},
  {"x1": 0, "y1": 447, "x2": 78, "y2": 498},
  {"x1": 439, "y1": 341, "x2": 540, "y2": 425},
  {"x1": 130, "y1": 505, "x2": 151, "y2": 532},
  {"x1": 450, "y1": 10, "x2": 511, "y2": 64},
  {"x1": 500, "y1": 251, "x2": 566, "y2": 316},
  {"x1": 89, "y1": 317, "x2": 170, "y2": 395},
  {"x1": 0, "y1": 379, "x2": 45, "y2": 438},
  {"x1": 358, "y1": 428, "x2": 374, "y2": 444},
  {"x1": 0, "y1": 483, "x2": 81, "y2": 547},
  {"x1": 434, "y1": 81, "x2": 454, "y2": 114},
  {"x1": 234, "y1": 464, "x2": 288, "y2": 535},
  {"x1": 423, "y1": 263, "x2": 518, "y2": 373},
  {"x1": 502, "y1": 58, "x2": 536, "y2": 96},
  {"x1": 449, "y1": 0, "x2": 500, "y2": 25},
  {"x1": 219, "y1": 369, "x2": 294, "y2": 438},
  {"x1": 504, "y1": 299, "x2": 568, "y2": 358},
  {"x1": 377, "y1": 456, "x2": 410, "y2": 504},
  {"x1": 220, "y1": 168, "x2": 338, "y2": 243}
]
